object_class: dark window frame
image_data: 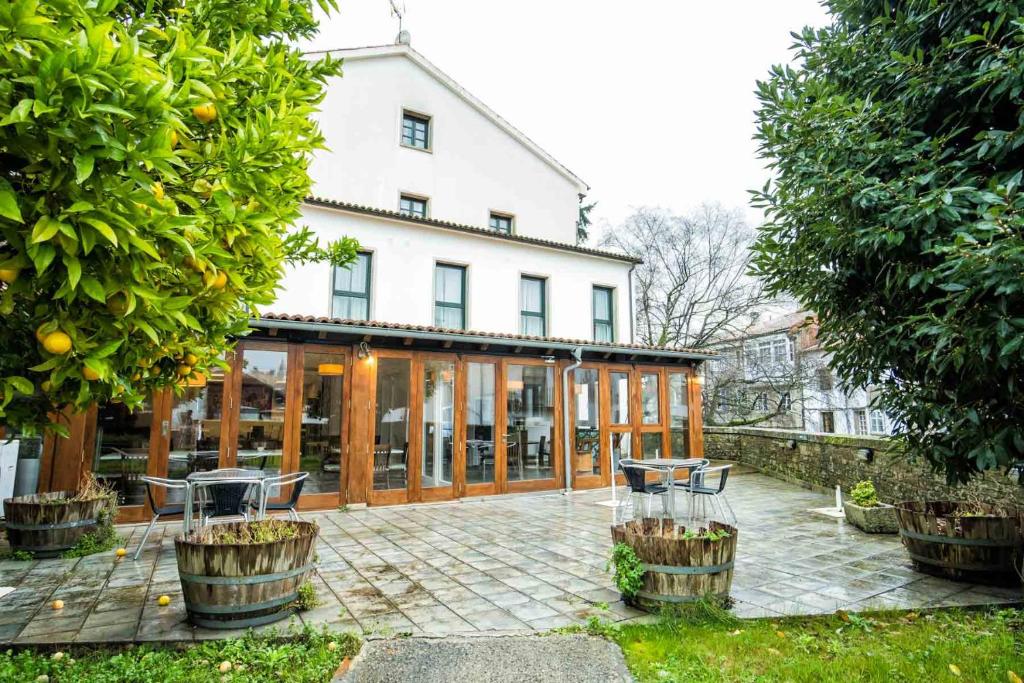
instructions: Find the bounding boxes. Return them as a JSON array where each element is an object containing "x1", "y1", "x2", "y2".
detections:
[
  {"x1": 399, "y1": 194, "x2": 428, "y2": 219},
  {"x1": 434, "y1": 263, "x2": 467, "y2": 330},
  {"x1": 592, "y1": 286, "x2": 614, "y2": 342},
  {"x1": 331, "y1": 251, "x2": 372, "y2": 320},
  {"x1": 489, "y1": 212, "x2": 514, "y2": 234},
  {"x1": 520, "y1": 275, "x2": 547, "y2": 336},
  {"x1": 401, "y1": 111, "x2": 430, "y2": 150}
]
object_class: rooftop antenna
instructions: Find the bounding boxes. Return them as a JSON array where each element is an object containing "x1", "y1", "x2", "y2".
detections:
[{"x1": 389, "y1": 0, "x2": 410, "y2": 45}]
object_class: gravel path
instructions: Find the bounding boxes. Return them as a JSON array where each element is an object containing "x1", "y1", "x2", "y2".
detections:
[{"x1": 335, "y1": 634, "x2": 634, "y2": 682}]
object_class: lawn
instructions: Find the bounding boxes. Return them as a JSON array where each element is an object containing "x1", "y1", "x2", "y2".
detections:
[
  {"x1": 592, "y1": 606, "x2": 1023, "y2": 683},
  {"x1": 0, "y1": 626, "x2": 359, "y2": 683}
]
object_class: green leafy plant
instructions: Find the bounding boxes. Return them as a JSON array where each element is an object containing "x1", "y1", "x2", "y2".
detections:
[
  {"x1": 295, "y1": 581, "x2": 319, "y2": 611},
  {"x1": 850, "y1": 480, "x2": 879, "y2": 508},
  {"x1": 680, "y1": 528, "x2": 732, "y2": 541},
  {"x1": 0, "y1": 0, "x2": 357, "y2": 435},
  {"x1": 751, "y1": 0, "x2": 1024, "y2": 484},
  {"x1": 62, "y1": 474, "x2": 120, "y2": 558},
  {"x1": 607, "y1": 542, "x2": 645, "y2": 598},
  {"x1": 191, "y1": 519, "x2": 315, "y2": 545},
  {"x1": 0, "y1": 549, "x2": 33, "y2": 561}
]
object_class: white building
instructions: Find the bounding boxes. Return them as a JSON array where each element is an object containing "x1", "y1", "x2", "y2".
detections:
[{"x1": 272, "y1": 40, "x2": 637, "y2": 342}]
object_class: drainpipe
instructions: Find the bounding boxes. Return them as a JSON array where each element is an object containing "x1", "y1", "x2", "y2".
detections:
[
  {"x1": 627, "y1": 263, "x2": 636, "y2": 344},
  {"x1": 562, "y1": 346, "x2": 584, "y2": 494}
]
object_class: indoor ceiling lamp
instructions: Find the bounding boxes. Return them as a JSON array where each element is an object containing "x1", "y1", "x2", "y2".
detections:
[
  {"x1": 318, "y1": 363, "x2": 344, "y2": 376},
  {"x1": 181, "y1": 372, "x2": 207, "y2": 388}
]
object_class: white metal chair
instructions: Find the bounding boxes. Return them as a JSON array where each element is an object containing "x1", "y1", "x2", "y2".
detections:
[
  {"x1": 618, "y1": 459, "x2": 671, "y2": 519},
  {"x1": 252, "y1": 471, "x2": 308, "y2": 520},
  {"x1": 191, "y1": 471, "x2": 261, "y2": 528},
  {"x1": 681, "y1": 464, "x2": 736, "y2": 525},
  {"x1": 134, "y1": 476, "x2": 192, "y2": 561}
]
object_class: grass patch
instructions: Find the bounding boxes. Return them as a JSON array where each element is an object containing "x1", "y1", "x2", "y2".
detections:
[
  {"x1": 582, "y1": 605, "x2": 1023, "y2": 682},
  {"x1": 0, "y1": 625, "x2": 358, "y2": 683}
]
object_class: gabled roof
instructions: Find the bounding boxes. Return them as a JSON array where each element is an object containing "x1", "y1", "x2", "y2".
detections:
[
  {"x1": 304, "y1": 43, "x2": 589, "y2": 193},
  {"x1": 305, "y1": 196, "x2": 641, "y2": 264},
  {"x1": 252, "y1": 313, "x2": 717, "y2": 362}
]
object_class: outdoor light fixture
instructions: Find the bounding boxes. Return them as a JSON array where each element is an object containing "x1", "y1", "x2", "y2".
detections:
[
  {"x1": 358, "y1": 341, "x2": 371, "y2": 360},
  {"x1": 542, "y1": 355, "x2": 556, "y2": 364},
  {"x1": 785, "y1": 439, "x2": 798, "y2": 450},
  {"x1": 856, "y1": 447, "x2": 874, "y2": 463},
  {"x1": 318, "y1": 363, "x2": 344, "y2": 376}
]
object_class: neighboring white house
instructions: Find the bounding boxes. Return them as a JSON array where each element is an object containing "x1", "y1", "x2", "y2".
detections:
[
  {"x1": 271, "y1": 37, "x2": 638, "y2": 343},
  {"x1": 704, "y1": 310, "x2": 892, "y2": 436}
]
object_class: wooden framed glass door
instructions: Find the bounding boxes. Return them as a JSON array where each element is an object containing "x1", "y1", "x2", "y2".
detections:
[
  {"x1": 294, "y1": 345, "x2": 349, "y2": 509},
  {"x1": 368, "y1": 351, "x2": 414, "y2": 505},
  {"x1": 462, "y1": 357, "x2": 499, "y2": 497},
  {"x1": 418, "y1": 354, "x2": 457, "y2": 502},
  {"x1": 570, "y1": 365, "x2": 604, "y2": 489},
  {"x1": 501, "y1": 358, "x2": 562, "y2": 493}
]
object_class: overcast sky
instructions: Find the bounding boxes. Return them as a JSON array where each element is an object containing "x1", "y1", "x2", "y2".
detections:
[{"x1": 299, "y1": 1, "x2": 832, "y2": 236}]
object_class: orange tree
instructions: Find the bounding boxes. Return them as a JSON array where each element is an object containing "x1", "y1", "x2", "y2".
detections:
[{"x1": 0, "y1": 0, "x2": 356, "y2": 433}]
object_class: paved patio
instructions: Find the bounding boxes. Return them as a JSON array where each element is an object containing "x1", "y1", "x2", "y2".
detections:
[{"x1": 0, "y1": 471, "x2": 1020, "y2": 644}]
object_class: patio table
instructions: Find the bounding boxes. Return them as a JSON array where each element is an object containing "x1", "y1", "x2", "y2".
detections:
[
  {"x1": 182, "y1": 469, "x2": 270, "y2": 536},
  {"x1": 640, "y1": 458, "x2": 706, "y2": 521}
]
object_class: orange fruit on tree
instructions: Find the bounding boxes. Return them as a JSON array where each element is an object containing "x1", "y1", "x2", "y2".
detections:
[
  {"x1": 35, "y1": 324, "x2": 48, "y2": 343},
  {"x1": 169, "y1": 130, "x2": 179, "y2": 148},
  {"x1": 0, "y1": 268, "x2": 19, "y2": 283},
  {"x1": 176, "y1": 364, "x2": 192, "y2": 377},
  {"x1": 184, "y1": 353, "x2": 199, "y2": 366},
  {"x1": 211, "y1": 271, "x2": 228, "y2": 289},
  {"x1": 106, "y1": 292, "x2": 129, "y2": 316},
  {"x1": 41, "y1": 331, "x2": 72, "y2": 355},
  {"x1": 192, "y1": 103, "x2": 217, "y2": 123},
  {"x1": 152, "y1": 182, "x2": 164, "y2": 201},
  {"x1": 149, "y1": 366, "x2": 161, "y2": 378},
  {"x1": 82, "y1": 367, "x2": 101, "y2": 381}
]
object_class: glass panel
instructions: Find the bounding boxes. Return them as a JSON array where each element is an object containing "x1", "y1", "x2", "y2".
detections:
[
  {"x1": 334, "y1": 253, "x2": 369, "y2": 295},
  {"x1": 168, "y1": 367, "x2": 228, "y2": 502},
  {"x1": 594, "y1": 288, "x2": 611, "y2": 319},
  {"x1": 466, "y1": 362, "x2": 496, "y2": 485},
  {"x1": 435, "y1": 306, "x2": 464, "y2": 329},
  {"x1": 641, "y1": 432, "x2": 663, "y2": 459},
  {"x1": 573, "y1": 368, "x2": 600, "y2": 476},
  {"x1": 521, "y1": 315, "x2": 544, "y2": 337},
  {"x1": 299, "y1": 351, "x2": 344, "y2": 496},
  {"x1": 521, "y1": 277, "x2": 543, "y2": 313},
  {"x1": 422, "y1": 360, "x2": 455, "y2": 489},
  {"x1": 668, "y1": 372, "x2": 689, "y2": 458},
  {"x1": 595, "y1": 322, "x2": 613, "y2": 343},
  {"x1": 93, "y1": 400, "x2": 152, "y2": 506},
  {"x1": 374, "y1": 358, "x2": 410, "y2": 490},
  {"x1": 333, "y1": 295, "x2": 368, "y2": 321},
  {"x1": 506, "y1": 364, "x2": 555, "y2": 481},
  {"x1": 435, "y1": 266, "x2": 463, "y2": 305},
  {"x1": 610, "y1": 371, "x2": 630, "y2": 424},
  {"x1": 611, "y1": 432, "x2": 631, "y2": 475},
  {"x1": 641, "y1": 373, "x2": 660, "y2": 424},
  {"x1": 236, "y1": 348, "x2": 287, "y2": 476}
]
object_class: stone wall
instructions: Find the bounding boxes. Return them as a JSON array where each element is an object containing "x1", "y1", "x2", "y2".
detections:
[{"x1": 704, "y1": 426, "x2": 1024, "y2": 506}]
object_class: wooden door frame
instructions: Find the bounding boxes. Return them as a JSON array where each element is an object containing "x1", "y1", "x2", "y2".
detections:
[
  {"x1": 295, "y1": 343, "x2": 352, "y2": 511},
  {"x1": 460, "y1": 355, "x2": 500, "y2": 498},
  {"x1": 501, "y1": 357, "x2": 563, "y2": 494},
  {"x1": 366, "y1": 349, "x2": 416, "y2": 506},
  {"x1": 568, "y1": 364, "x2": 605, "y2": 490},
  {"x1": 416, "y1": 351, "x2": 459, "y2": 503},
  {"x1": 604, "y1": 363, "x2": 633, "y2": 486}
]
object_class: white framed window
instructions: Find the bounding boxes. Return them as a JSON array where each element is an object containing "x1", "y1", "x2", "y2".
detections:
[
  {"x1": 771, "y1": 338, "x2": 789, "y2": 363},
  {"x1": 854, "y1": 409, "x2": 867, "y2": 435},
  {"x1": 779, "y1": 392, "x2": 792, "y2": 411},
  {"x1": 869, "y1": 409, "x2": 886, "y2": 434},
  {"x1": 399, "y1": 194, "x2": 428, "y2": 219},
  {"x1": 489, "y1": 212, "x2": 513, "y2": 234}
]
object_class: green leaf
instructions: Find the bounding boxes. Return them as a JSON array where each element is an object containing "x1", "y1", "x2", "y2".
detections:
[
  {"x1": 30, "y1": 216, "x2": 61, "y2": 243},
  {"x1": 63, "y1": 253, "x2": 82, "y2": 290},
  {"x1": 80, "y1": 277, "x2": 106, "y2": 302},
  {"x1": 0, "y1": 178, "x2": 23, "y2": 223},
  {"x1": 74, "y1": 154, "x2": 95, "y2": 184},
  {"x1": 7, "y1": 376, "x2": 34, "y2": 395}
]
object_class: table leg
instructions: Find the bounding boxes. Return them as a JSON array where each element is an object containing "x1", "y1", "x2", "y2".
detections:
[
  {"x1": 669, "y1": 467, "x2": 677, "y2": 521},
  {"x1": 182, "y1": 483, "x2": 192, "y2": 537}
]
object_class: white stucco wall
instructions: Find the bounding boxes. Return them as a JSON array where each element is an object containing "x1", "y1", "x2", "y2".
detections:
[
  {"x1": 272, "y1": 205, "x2": 634, "y2": 342},
  {"x1": 309, "y1": 49, "x2": 585, "y2": 244}
]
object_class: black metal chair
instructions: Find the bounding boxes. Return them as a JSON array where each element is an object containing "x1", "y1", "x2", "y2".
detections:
[
  {"x1": 134, "y1": 476, "x2": 193, "y2": 560},
  {"x1": 685, "y1": 464, "x2": 736, "y2": 524},
  {"x1": 251, "y1": 471, "x2": 308, "y2": 520},
  {"x1": 192, "y1": 471, "x2": 258, "y2": 527},
  {"x1": 619, "y1": 459, "x2": 670, "y2": 518}
]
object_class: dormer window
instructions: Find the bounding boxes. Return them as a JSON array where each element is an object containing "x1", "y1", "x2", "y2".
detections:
[
  {"x1": 489, "y1": 212, "x2": 513, "y2": 234},
  {"x1": 401, "y1": 111, "x2": 430, "y2": 150}
]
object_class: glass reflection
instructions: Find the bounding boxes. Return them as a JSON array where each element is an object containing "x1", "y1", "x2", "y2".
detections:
[
  {"x1": 466, "y1": 362, "x2": 496, "y2": 485},
  {"x1": 573, "y1": 368, "x2": 600, "y2": 476},
  {"x1": 374, "y1": 358, "x2": 410, "y2": 490},
  {"x1": 422, "y1": 360, "x2": 455, "y2": 488},
  {"x1": 506, "y1": 364, "x2": 554, "y2": 481}
]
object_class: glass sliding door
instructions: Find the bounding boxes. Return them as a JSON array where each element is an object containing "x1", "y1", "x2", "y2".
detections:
[
  {"x1": 421, "y1": 360, "x2": 455, "y2": 491},
  {"x1": 93, "y1": 400, "x2": 154, "y2": 506},
  {"x1": 374, "y1": 357, "x2": 410, "y2": 492},
  {"x1": 168, "y1": 368, "x2": 228, "y2": 502},
  {"x1": 465, "y1": 361, "x2": 496, "y2": 487},
  {"x1": 299, "y1": 350, "x2": 345, "y2": 496},
  {"x1": 235, "y1": 346, "x2": 288, "y2": 476},
  {"x1": 668, "y1": 372, "x2": 690, "y2": 458},
  {"x1": 505, "y1": 364, "x2": 555, "y2": 482},
  {"x1": 573, "y1": 368, "x2": 601, "y2": 478}
]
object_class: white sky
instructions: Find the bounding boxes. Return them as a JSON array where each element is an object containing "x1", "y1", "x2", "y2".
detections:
[{"x1": 299, "y1": 0, "x2": 831, "y2": 234}]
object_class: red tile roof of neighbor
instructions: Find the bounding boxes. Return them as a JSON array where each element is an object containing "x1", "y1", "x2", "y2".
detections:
[
  {"x1": 304, "y1": 197, "x2": 642, "y2": 264},
  {"x1": 253, "y1": 313, "x2": 717, "y2": 360}
]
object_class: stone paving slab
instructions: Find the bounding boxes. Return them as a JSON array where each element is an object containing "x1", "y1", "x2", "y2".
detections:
[{"x1": 0, "y1": 472, "x2": 1021, "y2": 645}]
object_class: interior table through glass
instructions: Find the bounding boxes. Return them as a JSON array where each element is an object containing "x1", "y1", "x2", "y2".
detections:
[
  {"x1": 641, "y1": 458, "x2": 706, "y2": 521},
  {"x1": 181, "y1": 468, "x2": 271, "y2": 535}
]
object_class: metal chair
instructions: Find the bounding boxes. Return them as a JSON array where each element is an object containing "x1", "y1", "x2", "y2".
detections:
[
  {"x1": 619, "y1": 459, "x2": 671, "y2": 519},
  {"x1": 193, "y1": 474, "x2": 258, "y2": 528},
  {"x1": 252, "y1": 471, "x2": 308, "y2": 520},
  {"x1": 373, "y1": 445, "x2": 391, "y2": 488},
  {"x1": 683, "y1": 464, "x2": 736, "y2": 524},
  {"x1": 134, "y1": 476, "x2": 192, "y2": 561}
]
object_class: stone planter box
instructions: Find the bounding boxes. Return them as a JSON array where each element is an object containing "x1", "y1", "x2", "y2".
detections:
[{"x1": 843, "y1": 501, "x2": 898, "y2": 534}]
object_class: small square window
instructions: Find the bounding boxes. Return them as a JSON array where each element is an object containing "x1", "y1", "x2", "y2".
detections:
[
  {"x1": 399, "y1": 194, "x2": 428, "y2": 219},
  {"x1": 489, "y1": 212, "x2": 513, "y2": 233},
  {"x1": 401, "y1": 111, "x2": 430, "y2": 150}
]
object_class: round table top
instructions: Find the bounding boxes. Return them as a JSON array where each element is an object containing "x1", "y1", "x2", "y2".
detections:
[
  {"x1": 641, "y1": 458, "x2": 705, "y2": 470},
  {"x1": 186, "y1": 468, "x2": 268, "y2": 482}
]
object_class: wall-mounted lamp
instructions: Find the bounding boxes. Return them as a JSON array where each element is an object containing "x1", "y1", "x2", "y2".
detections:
[
  {"x1": 541, "y1": 355, "x2": 556, "y2": 365},
  {"x1": 785, "y1": 439, "x2": 798, "y2": 450},
  {"x1": 856, "y1": 447, "x2": 874, "y2": 463},
  {"x1": 358, "y1": 341, "x2": 371, "y2": 361},
  {"x1": 318, "y1": 363, "x2": 344, "y2": 376}
]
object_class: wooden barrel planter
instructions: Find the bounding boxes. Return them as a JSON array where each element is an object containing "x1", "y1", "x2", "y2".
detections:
[
  {"x1": 3, "y1": 491, "x2": 109, "y2": 558},
  {"x1": 896, "y1": 501, "x2": 1023, "y2": 586},
  {"x1": 175, "y1": 520, "x2": 318, "y2": 629},
  {"x1": 610, "y1": 518, "x2": 738, "y2": 611}
]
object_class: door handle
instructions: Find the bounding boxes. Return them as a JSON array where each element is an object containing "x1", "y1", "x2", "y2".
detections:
[{"x1": 161, "y1": 420, "x2": 170, "y2": 438}]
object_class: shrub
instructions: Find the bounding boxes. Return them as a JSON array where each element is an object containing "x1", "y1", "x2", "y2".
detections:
[{"x1": 850, "y1": 480, "x2": 879, "y2": 508}]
